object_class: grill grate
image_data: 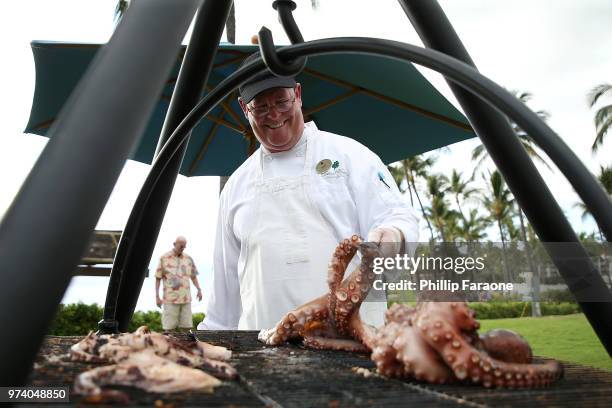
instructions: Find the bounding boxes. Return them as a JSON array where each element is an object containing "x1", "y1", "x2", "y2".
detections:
[{"x1": 25, "y1": 331, "x2": 612, "y2": 407}]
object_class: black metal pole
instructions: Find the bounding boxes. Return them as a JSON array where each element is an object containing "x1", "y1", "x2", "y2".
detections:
[
  {"x1": 397, "y1": 0, "x2": 612, "y2": 355},
  {"x1": 0, "y1": 0, "x2": 200, "y2": 385},
  {"x1": 104, "y1": 0, "x2": 233, "y2": 333}
]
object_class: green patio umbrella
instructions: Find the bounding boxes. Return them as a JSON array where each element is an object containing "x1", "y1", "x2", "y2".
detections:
[{"x1": 25, "y1": 41, "x2": 475, "y2": 176}]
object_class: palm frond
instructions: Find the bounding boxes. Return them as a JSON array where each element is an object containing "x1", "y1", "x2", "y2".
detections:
[
  {"x1": 520, "y1": 142, "x2": 553, "y2": 171},
  {"x1": 587, "y1": 83, "x2": 612, "y2": 108},
  {"x1": 572, "y1": 201, "x2": 590, "y2": 222},
  {"x1": 387, "y1": 165, "x2": 406, "y2": 192},
  {"x1": 514, "y1": 91, "x2": 532, "y2": 103},
  {"x1": 592, "y1": 105, "x2": 612, "y2": 152},
  {"x1": 471, "y1": 90, "x2": 552, "y2": 175},
  {"x1": 594, "y1": 104, "x2": 612, "y2": 126},
  {"x1": 471, "y1": 144, "x2": 485, "y2": 161},
  {"x1": 598, "y1": 165, "x2": 612, "y2": 195}
]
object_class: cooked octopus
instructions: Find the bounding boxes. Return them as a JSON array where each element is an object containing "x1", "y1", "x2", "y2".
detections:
[
  {"x1": 74, "y1": 349, "x2": 220, "y2": 403},
  {"x1": 70, "y1": 325, "x2": 236, "y2": 379},
  {"x1": 259, "y1": 235, "x2": 563, "y2": 388},
  {"x1": 71, "y1": 326, "x2": 236, "y2": 400}
]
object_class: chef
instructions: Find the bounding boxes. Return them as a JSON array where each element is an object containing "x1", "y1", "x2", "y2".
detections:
[{"x1": 198, "y1": 54, "x2": 419, "y2": 330}]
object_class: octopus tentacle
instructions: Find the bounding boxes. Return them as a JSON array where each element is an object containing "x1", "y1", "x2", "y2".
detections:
[
  {"x1": 258, "y1": 296, "x2": 330, "y2": 345},
  {"x1": 334, "y1": 241, "x2": 381, "y2": 336},
  {"x1": 303, "y1": 336, "x2": 370, "y2": 352},
  {"x1": 345, "y1": 311, "x2": 378, "y2": 350},
  {"x1": 371, "y1": 321, "x2": 406, "y2": 378},
  {"x1": 328, "y1": 236, "x2": 360, "y2": 324},
  {"x1": 414, "y1": 304, "x2": 562, "y2": 388},
  {"x1": 392, "y1": 323, "x2": 454, "y2": 383},
  {"x1": 259, "y1": 238, "x2": 382, "y2": 351},
  {"x1": 384, "y1": 303, "x2": 417, "y2": 325}
]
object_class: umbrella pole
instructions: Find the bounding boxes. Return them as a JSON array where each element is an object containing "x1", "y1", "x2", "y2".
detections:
[
  {"x1": 101, "y1": 0, "x2": 234, "y2": 333},
  {"x1": 397, "y1": 0, "x2": 612, "y2": 356}
]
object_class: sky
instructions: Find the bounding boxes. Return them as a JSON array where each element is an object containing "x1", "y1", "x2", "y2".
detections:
[{"x1": 0, "y1": 0, "x2": 610, "y2": 312}]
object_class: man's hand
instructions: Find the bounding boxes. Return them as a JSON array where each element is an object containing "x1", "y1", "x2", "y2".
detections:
[
  {"x1": 367, "y1": 226, "x2": 404, "y2": 258},
  {"x1": 156, "y1": 297, "x2": 162, "y2": 308},
  {"x1": 196, "y1": 288, "x2": 203, "y2": 302}
]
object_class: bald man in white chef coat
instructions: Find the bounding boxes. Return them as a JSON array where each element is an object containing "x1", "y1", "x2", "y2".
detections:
[{"x1": 198, "y1": 54, "x2": 419, "y2": 331}]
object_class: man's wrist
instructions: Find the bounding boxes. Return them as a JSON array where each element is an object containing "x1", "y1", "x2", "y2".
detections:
[{"x1": 391, "y1": 226, "x2": 406, "y2": 254}]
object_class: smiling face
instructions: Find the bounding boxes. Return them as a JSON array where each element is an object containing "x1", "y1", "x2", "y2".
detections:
[{"x1": 239, "y1": 84, "x2": 304, "y2": 153}]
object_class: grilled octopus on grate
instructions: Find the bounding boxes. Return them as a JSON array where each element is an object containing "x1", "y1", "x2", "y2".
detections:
[
  {"x1": 71, "y1": 326, "x2": 236, "y2": 400},
  {"x1": 74, "y1": 349, "x2": 221, "y2": 403},
  {"x1": 259, "y1": 235, "x2": 563, "y2": 388},
  {"x1": 71, "y1": 325, "x2": 236, "y2": 379}
]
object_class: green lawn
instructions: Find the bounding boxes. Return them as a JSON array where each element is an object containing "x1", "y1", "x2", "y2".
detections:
[{"x1": 479, "y1": 313, "x2": 612, "y2": 371}]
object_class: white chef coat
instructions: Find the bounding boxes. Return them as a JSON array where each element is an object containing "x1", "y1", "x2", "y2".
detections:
[{"x1": 199, "y1": 122, "x2": 419, "y2": 330}]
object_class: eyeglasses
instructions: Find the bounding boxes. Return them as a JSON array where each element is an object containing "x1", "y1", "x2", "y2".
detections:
[{"x1": 246, "y1": 96, "x2": 296, "y2": 118}]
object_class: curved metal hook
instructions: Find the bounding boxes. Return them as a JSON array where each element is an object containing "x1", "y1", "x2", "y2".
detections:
[
  {"x1": 258, "y1": 26, "x2": 307, "y2": 77},
  {"x1": 272, "y1": 0, "x2": 304, "y2": 44}
]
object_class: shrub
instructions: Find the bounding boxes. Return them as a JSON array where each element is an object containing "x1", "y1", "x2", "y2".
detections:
[
  {"x1": 489, "y1": 292, "x2": 523, "y2": 302},
  {"x1": 469, "y1": 302, "x2": 527, "y2": 319},
  {"x1": 127, "y1": 310, "x2": 162, "y2": 332},
  {"x1": 540, "y1": 288, "x2": 577, "y2": 303},
  {"x1": 468, "y1": 301, "x2": 580, "y2": 319},
  {"x1": 193, "y1": 313, "x2": 205, "y2": 328},
  {"x1": 48, "y1": 303, "x2": 206, "y2": 336},
  {"x1": 540, "y1": 302, "x2": 580, "y2": 316},
  {"x1": 48, "y1": 303, "x2": 104, "y2": 336}
]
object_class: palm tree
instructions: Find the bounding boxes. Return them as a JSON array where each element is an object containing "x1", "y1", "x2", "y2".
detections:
[
  {"x1": 511, "y1": 201, "x2": 542, "y2": 316},
  {"x1": 481, "y1": 170, "x2": 514, "y2": 281},
  {"x1": 574, "y1": 201, "x2": 606, "y2": 242},
  {"x1": 425, "y1": 195, "x2": 456, "y2": 243},
  {"x1": 387, "y1": 164, "x2": 408, "y2": 195},
  {"x1": 425, "y1": 173, "x2": 449, "y2": 199},
  {"x1": 502, "y1": 212, "x2": 521, "y2": 242},
  {"x1": 587, "y1": 84, "x2": 612, "y2": 153},
  {"x1": 395, "y1": 156, "x2": 437, "y2": 241},
  {"x1": 471, "y1": 91, "x2": 551, "y2": 175},
  {"x1": 598, "y1": 164, "x2": 612, "y2": 195},
  {"x1": 573, "y1": 165, "x2": 612, "y2": 242},
  {"x1": 458, "y1": 209, "x2": 489, "y2": 242},
  {"x1": 424, "y1": 174, "x2": 452, "y2": 242},
  {"x1": 448, "y1": 169, "x2": 478, "y2": 225},
  {"x1": 472, "y1": 91, "x2": 551, "y2": 300}
]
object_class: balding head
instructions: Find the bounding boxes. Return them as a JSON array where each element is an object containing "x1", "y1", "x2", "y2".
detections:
[{"x1": 173, "y1": 236, "x2": 187, "y2": 256}]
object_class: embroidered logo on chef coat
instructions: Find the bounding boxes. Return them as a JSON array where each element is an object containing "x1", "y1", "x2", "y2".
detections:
[
  {"x1": 316, "y1": 159, "x2": 332, "y2": 174},
  {"x1": 316, "y1": 159, "x2": 347, "y2": 178}
]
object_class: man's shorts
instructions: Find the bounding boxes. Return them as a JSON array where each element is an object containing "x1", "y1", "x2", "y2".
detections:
[{"x1": 162, "y1": 303, "x2": 193, "y2": 330}]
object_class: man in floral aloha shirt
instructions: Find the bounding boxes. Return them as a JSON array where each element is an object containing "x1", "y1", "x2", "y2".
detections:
[{"x1": 155, "y1": 236, "x2": 202, "y2": 331}]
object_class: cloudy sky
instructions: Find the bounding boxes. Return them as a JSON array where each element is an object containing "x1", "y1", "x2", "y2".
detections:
[{"x1": 0, "y1": 0, "x2": 610, "y2": 312}]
